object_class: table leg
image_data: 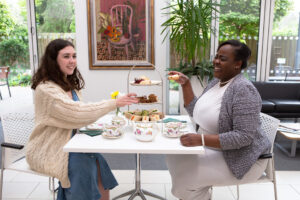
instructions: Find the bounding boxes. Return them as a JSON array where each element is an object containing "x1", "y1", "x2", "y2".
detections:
[
  {"x1": 291, "y1": 140, "x2": 297, "y2": 157},
  {"x1": 142, "y1": 190, "x2": 166, "y2": 200},
  {"x1": 275, "y1": 140, "x2": 297, "y2": 157},
  {"x1": 112, "y1": 154, "x2": 166, "y2": 200}
]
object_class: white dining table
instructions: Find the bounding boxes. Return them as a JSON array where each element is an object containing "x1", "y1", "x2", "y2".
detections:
[{"x1": 63, "y1": 114, "x2": 205, "y2": 200}]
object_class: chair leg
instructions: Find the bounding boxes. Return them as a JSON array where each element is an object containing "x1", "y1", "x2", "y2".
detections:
[
  {"x1": 236, "y1": 185, "x2": 240, "y2": 200},
  {"x1": 0, "y1": 168, "x2": 3, "y2": 200},
  {"x1": 49, "y1": 177, "x2": 56, "y2": 200},
  {"x1": 6, "y1": 78, "x2": 11, "y2": 97},
  {"x1": 0, "y1": 90, "x2": 2, "y2": 100},
  {"x1": 130, "y1": 41, "x2": 135, "y2": 52},
  {"x1": 125, "y1": 44, "x2": 129, "y2": 60},
  {"x1": 272, "y1": 158, "x2": 278, "y2": 200},
  {"x1": 0, "y1": 148, "x2": 6, "y2": 200},
  {"x1": 108, "y1": 42, "x2": 111, "y2": 58}
]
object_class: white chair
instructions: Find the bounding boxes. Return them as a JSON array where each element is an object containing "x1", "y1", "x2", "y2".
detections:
[
  {"x1": 233, "y1": 112, "x2": 280, "y2": 200},
  {"x1": 0, "y1": 109, "x2": 56, "y2": 200},
  {"x1": 211, "y1": 113, "x2": 280, "y2": 200}
]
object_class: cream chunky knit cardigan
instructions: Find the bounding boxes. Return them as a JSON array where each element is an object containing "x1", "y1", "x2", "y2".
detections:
[{"x1": 26, "y1": 81, "x2": 117, "y2": 188}]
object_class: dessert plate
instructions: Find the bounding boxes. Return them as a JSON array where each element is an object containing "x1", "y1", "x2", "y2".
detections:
[{"x1": 130, "y1": 80, "x2": 162, "y2": 86}]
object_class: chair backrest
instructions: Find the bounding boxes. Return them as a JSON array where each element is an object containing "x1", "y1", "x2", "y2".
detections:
[
  {"x1": 259, "y1": 112, "x2": 280, "y2": 180},
  {"x1": 110, "y1": 4, "x2": 133, "y2": 37},
  {"x1": 260, "y1": 112, "x2": 280, "y2": 152},
  {"x1": 0, "y1": 67, "x2": 9, "y2": 79},
  {"x1": 1, "y1": 109, "x2": 35, "y2": 168}
]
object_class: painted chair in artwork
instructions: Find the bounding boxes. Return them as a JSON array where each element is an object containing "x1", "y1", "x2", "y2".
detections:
[{"x1": 107, "y1": 4, "x2": 135, "y2": 60}]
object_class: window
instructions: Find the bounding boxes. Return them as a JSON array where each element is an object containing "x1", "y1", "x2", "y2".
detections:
[
  {"x1": 269, "y1": 0, "x2": 300, "y2": 81},
  {"x1": 33, "y1": 0, "x2": 76, "y2": 64},
  {"x1": 0, "y1": 0, "x2": 31, "y2": 88},
  {"x1": 218, "y1": 0, "x2": 261, "y2": 81}
]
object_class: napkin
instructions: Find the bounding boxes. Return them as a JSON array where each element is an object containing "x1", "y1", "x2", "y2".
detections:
[
  {"x1": 79, "y1": 129, "x2": 103, "y2": 136},
  {"x1": 162, "y1": 118, "x2": 187, "y2": 123}
]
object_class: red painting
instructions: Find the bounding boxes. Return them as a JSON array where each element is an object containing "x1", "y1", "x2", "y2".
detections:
[{"x1": 88, "y1": 0, "x2": 154, "y2": 69}]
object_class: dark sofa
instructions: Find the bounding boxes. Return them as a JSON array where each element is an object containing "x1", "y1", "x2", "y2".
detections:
[{"x1": 252, "y1": 82, "x2": 300, "y2": 118}]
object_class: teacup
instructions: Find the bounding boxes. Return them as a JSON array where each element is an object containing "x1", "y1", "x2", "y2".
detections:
[
  {"x1": 111, "y1": 116, "x2": 126, "y2": 127},
  {"x1": 133, "y1": 122, "x2": 159, "y2": 142},
  {"x1": 164, "y1": 122, "x2": 182, "y2": 137},
  {"x1": 103, "y1": 124, "x2": 123, "y2": 137}
]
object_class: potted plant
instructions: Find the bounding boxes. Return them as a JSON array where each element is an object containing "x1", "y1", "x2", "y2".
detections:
[{"x1": 161, "y1": 0, "x2": 219, "y2": 86}]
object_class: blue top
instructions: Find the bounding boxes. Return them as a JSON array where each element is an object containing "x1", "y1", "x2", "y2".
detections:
[{"x1": 57, "y1": 90, "x2": 118, "y2": 200}]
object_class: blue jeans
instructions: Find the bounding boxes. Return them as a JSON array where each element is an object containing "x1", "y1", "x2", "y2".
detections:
[{"x1": 57, "y1": 152, "x2": 118, "y2": 200}]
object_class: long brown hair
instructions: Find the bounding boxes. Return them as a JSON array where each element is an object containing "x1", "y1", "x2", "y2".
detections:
[{"x1": 31, "y1": 39, "x2": 85, "y2": 91}]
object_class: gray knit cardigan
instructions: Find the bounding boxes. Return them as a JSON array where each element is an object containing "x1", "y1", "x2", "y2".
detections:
[{"x1": 185, "y1": 74, "x2": 271, "y2": 179}]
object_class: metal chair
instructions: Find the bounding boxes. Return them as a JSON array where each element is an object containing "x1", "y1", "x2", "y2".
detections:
[
  {"x1": 235, "y1": 113, "x2": 280, "y2": 200},
  {"x1": 0, "y1": 66, "x2": 11, "y2": 100},
  {"x1": 0, "y1": 108, "x2": 56, "y2": 199}
]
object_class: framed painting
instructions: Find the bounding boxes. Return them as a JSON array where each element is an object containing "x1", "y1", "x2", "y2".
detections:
[{"x1": 87, "y1": 0, "x2": 154, "y2": 69}]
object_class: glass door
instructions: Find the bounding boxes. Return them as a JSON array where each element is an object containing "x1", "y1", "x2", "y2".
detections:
[
  {"x1": 27, "y1": 0, "x2": 76, "y2": 72},
  {"x1": 268, "y1": 0, "x2": 300, "y2": 81},
  {"x1": 0, "y1": 0, "x2": 31, "y2": 88},
  {"x1": 218, "y1": 0, "x2": 261, "y2": 82}
]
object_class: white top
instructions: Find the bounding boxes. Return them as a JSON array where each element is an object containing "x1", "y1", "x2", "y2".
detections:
[
  {"x1": 193, "y1": 80, "x2": 233, "y2": 134},
  {"x1": 63, "y1": 115, "x2": 204, "y2": 154}
]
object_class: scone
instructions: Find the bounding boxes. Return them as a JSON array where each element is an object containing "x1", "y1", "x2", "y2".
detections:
[{"x1": 168, "y1": 74, "x2": 179, "y2": 80}]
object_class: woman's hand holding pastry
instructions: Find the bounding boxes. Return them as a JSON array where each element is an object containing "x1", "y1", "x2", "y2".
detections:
[
  {"x1": 180, "y1": 133, "x2": 202, "y2": 147},
  {"x1": 168, "y1": 71, "x2": 189, "y2": 85},
  {"x1": 116, "y1": 93, "x2": 139, "y2": 107}
]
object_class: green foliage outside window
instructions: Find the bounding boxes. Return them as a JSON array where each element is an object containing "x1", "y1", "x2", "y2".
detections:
[
  {"x1": 0, "y1": 0, "x2": 15, "y2": 39},
  {"x1": 9, "y1": 72, "x2": 32, "y2": 86},
  {"x1": 36, "y1": 0, "x2": 75, "y2": 33},
  {"x1": 219, "y1": 0, "x2": 293, "y2": 37}
]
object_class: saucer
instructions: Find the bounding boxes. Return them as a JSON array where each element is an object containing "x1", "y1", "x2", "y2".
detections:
[
  {"x1": 102, "y1": 131, "x2": 123, "y2": 139},
  {"x1": 162, "y1": 131, "x2": 184, "y2": 138},
  {"x1": 86, "y1": 123, "x2": 104, "y2": 130}
]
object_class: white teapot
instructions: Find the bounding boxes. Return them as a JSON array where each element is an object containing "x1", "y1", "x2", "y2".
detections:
[{"x1": 133, "y1": 122, "x2": 159, "y2": 142}]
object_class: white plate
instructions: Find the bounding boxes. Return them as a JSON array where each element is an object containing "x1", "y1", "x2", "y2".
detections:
[
  {"x1": 86, "y1": 123, "x2": 104, "y2": 130},
  {"x1": 130, "y1": 80, "x2": 162, "y2": 86},
  {"x1": 137, "y1": 101, "x2": 162, "y2": 105}
]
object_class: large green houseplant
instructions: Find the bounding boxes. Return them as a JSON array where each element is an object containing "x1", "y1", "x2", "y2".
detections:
[{"x1": 161, "y1": 0, "x2": 218, "y2": 86}]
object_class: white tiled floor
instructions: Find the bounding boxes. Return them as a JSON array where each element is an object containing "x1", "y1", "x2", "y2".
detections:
[{"x1": 1, "y1": 170, "x2": 300, "y2": 200}]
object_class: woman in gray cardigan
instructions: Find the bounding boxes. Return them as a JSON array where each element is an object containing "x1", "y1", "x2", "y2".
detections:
[{"x1": 166, "y1": 40, "x2": 271, "y2": 200}]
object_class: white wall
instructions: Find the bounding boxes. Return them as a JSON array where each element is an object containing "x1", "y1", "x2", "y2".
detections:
[{"x1": 74, "y1": 1, "x2": 169, "y2": 113}]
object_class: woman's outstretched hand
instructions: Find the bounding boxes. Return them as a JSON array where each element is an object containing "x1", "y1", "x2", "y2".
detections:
[
  {"x1": 168, "y1": 71, "x2": 189, "y2": 85},
  {"x1": 116, "y1": 93, "x2": 139, "y2": 107},
  {"x1": 180, "y1": 133, "x2": 202, "y2": 147}
]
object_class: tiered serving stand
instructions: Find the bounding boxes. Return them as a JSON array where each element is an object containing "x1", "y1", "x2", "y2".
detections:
[{"x1": 113, "y1": 64, "x2": 165, "y2": 200}]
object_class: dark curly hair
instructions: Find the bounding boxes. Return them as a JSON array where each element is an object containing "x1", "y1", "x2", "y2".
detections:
[
  {"x1": 217, "y1": 40, "x2": 251, "y2": 69},
  {"x1": 31, "y1": 39, "x2": 85, "y2": 91}
]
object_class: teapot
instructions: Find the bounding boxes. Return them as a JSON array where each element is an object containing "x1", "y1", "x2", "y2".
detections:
[{"x1": 133, "y1": 122, "x2": 160, "y2": 142}]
